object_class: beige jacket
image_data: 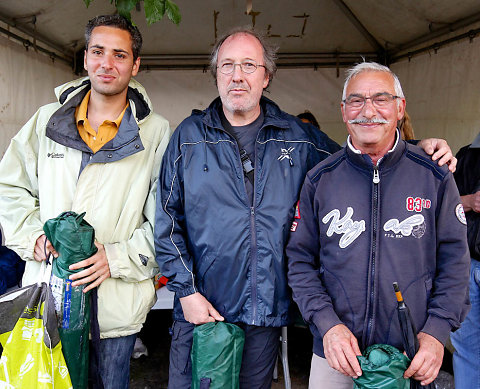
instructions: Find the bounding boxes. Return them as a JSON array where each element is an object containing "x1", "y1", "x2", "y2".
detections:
[{"x1": 0, "y1": 77, "x2": 171, "y2": 338}]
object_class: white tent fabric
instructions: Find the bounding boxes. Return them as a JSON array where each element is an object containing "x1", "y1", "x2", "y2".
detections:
[
  {"x1": 2, "y1": 32, "x2": 480, "y2": 158},
  {"x1": 392, "y1": 36, "x2": 480, "y2": 153},
  {"x1": 0, "y1": 35, "x2": 73, "y2": 158}
]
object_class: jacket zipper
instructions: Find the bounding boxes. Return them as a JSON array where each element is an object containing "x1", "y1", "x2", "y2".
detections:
[
  {"x1": 250, "y1": 206, "x2": 258, "y2": 325},
  {"x1": 366, "y1": 165, "x2": 380, "y2": 344},
  {"x1": 219, "y1": 126, "x2": 259, "y2": 325}
]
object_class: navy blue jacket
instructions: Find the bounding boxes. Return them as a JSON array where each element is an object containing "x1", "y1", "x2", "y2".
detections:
[
  {"x1": 155, "y1": 96, "x2": 340, "y2": 326},
  {"x1": 287, "y1": 139, "x2": 470, "y2": 356}
]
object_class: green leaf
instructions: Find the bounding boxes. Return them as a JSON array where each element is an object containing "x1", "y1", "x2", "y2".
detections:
[
  {"x1": 83, "y1": 0, "x2": 93, "y2": 7},
  {"x1": 165, "y1": 0, "x2": 181, "y2": 25},
  {"x1": 115, "y1": 0, "x2": 138, "y2": 22},
  {"x1": 144, "y1": 0, "x2": 166, "y2": 25}
]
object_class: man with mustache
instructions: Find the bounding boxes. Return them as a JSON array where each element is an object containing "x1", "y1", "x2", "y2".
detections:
[
  {"x1": 286, "y1": 62, "x2": 470, "y2": 389},
  {"x1": 0, "y1": 15, "x2": 171, "y2": 388},
  {"x1": 155, "y1": 27, "x2": 456, "y2": 387}
]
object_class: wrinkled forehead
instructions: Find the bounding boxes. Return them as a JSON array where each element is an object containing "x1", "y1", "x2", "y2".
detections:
[
  {"x1": 346, "y1": 71, "x2": 396, "y2": 96},
  {"x1": 218, "y1": 33, "x2": 264, "y2": 63}
]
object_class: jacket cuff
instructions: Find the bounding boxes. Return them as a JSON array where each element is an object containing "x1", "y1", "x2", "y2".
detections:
[
  {"x1": 171, "y1": 286, "x2": 197, "y2": 298},
  {"x1": 420, "y1": 315, "x2": 453, "y2": 346},
  {"x1": 312, "y1": 306, "x2": 343, "y2": 337},
  {"x1": 104, "y1": 243, "x2": 120, "y2": 278}
]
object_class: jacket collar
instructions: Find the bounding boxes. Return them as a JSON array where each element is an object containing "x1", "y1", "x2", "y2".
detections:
[
  {"x1": 345, "y1": 129, "x2": 406, "y2": 171},
  {"x1": 201, "y1": 95, "x2": 291, "y2": 131},
  {"x1": 46, "y1": 78, "x2": 147, "y2": 158}
]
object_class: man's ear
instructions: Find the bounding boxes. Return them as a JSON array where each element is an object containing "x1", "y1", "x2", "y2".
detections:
[
  {"x1": 263, "y1": 74, "x2": 270, "y2": 90},
  {"x1": 84, "y1": 50, "x2": 88, "y2": 71},
  {"x1": 341, "y1": 102, "x2": 348, "y2": 123},
  {"x1": 397, "y1": 98, "x2": 406, "y2": 121},
  {"x1": 131, "y1": 57, "x2": 140, "y2": 77}
]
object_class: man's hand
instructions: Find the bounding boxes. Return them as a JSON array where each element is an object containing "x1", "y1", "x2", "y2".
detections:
[
  {"x1": 417, "y1": 138, "x2": 456, "y2": 172},
  {"x1": 461, "y1": 192, "x2": 480, "y2": 212},
  {"x1": 180, "y1": 292, "x2": 224, "y2": 325},
  {"x1": 323, "y1": 324, "x2": 362, "y2": 378},
  {"x1": 403, "y1": 332, "x2": 444, "y2": 385},
  {"x1": 34, "y1": 234, "x2": 58, "y2": 262},
  {"x1": 69, "y1": 241, "x2": 111, "y2": 293}
]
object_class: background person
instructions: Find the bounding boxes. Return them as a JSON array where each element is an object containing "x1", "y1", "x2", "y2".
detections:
[{"x1": 450, "y1": 133, "x2": 480, "y2": 389}]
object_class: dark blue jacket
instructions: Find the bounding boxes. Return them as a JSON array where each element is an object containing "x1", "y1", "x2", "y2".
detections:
[
  {"x1": 155, "y1": 96, "x2": 340, "y2": 326},
  {"x1": 287, "y1": 139, "x2": 470, "y2": 356}
]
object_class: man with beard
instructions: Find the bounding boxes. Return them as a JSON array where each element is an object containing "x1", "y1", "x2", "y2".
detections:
[{"x1": 155, "y1": 29, "x2": 456, "y2": 389}]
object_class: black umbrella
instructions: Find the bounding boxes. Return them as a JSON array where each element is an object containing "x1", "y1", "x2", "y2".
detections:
[{"x1": 393, "y1": 282, "x2": 435, "y2": 389}]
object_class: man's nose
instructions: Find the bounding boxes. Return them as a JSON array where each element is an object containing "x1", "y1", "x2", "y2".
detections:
[
  {"x1": 102, "y1": 54, "x2": 114, "y2": 69},
  {"x1": 361, "y1": 98, "x2": 376, "y2": 117},
  {"x1": 231, "y1": 64, "x2": 244, "y2": 81}
]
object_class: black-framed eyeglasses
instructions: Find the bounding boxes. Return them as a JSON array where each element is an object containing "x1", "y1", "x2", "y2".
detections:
[
  {"x1": 343, "y1": 93, "x2": 400, "y2": 109},
  {"x1": 218, "y1": 60, "x2": 267, "y2": 75}
]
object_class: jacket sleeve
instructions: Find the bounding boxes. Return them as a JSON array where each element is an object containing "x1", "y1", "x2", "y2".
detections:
[
  {"x1": 104, "y1": 119, "x2": 172, "y2": 282},
  {"x1": 0, "y1": 109, "x2": 46, "y2": 260},
  {"x1": 286, "y1": 174, "x2": 343, "y2": 337},
  {"x1": 154, "y1": 126, "x2": 197, "y2": 298},
  {"x1": 420, "y1": 172, "x2": 470, "y2": 345}
]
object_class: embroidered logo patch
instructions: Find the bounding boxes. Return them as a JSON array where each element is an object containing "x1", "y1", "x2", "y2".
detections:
[
  {"x1": 290, "y1": 221, "x2": 298, "y2": 232},
  {"x1": 47, "y1": 152, "x2": 64, "y2": 159},
  {"x1": 455, "y1": 204, "x2": 467, "y2": 225},
  {"x1": 322, "y1": 207, "x2": 366, "y2": 248},
  {"x1": 294, "y1": 201, "x2": 301, "y2": 219},
  {"x1": 383, "y1": 215, "x2": 425, "y2": 238},
  {"x1": 406, "y1": 197, "x2": 431, "y2": 212},
  {"x1": 278, "y1": 147, "x2": 295, "y2": 161},
  {"x1": 139, "y1": 254, "x2": 149, "y2": 266}
]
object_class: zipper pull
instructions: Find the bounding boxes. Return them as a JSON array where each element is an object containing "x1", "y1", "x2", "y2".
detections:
[
  {"x1": 373, "y1": 166, "x2": 380, "y2": 184},
  {"x1": 251, "y1": 207, "x2": 255, "y2": 216}
]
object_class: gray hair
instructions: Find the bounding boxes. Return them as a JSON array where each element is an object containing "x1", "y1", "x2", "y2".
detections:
[
  {"x1": 342, "y1": 62, "x2": 405, "y2": 101},
  {"x1": 209, "y1": 27, "x2": 278, "y2": 87}
]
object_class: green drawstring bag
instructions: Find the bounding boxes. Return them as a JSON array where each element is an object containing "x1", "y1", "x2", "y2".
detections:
[
  {"x1": 191, "y1": 322, "x2": 245, "y2": 389},
  {"x1": 43, "y1": 211, "x2": 98, "y2": 389},
  {"x1": 353, "y1": 344, "x2": 410, "y2": 389}
]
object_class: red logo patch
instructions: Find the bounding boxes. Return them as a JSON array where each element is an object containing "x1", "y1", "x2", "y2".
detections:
[{"x1": 290, "y1": 221, "x2": 298, "y2": 232}]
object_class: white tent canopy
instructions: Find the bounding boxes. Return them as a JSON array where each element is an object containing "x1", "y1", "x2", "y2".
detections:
[{"x1": 1, "y1": 0, "x2": 480, "y2": 156}]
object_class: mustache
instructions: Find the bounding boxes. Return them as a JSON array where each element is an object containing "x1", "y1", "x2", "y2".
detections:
[
  {"x1": 348, "y1": 118, "x2": 389, "y2": 124},
  {"x1": 228, "y1": 82, "x2": 249, "y2": 92}
]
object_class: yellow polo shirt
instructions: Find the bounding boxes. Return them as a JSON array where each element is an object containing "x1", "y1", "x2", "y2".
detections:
[{"x1": 76, "y1": 90, "x2": 129, "y2": 153}]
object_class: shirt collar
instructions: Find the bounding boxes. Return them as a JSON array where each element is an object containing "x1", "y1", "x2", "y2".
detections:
[
  {"x1": 76, "y1": 89, "x2": 129, "y2": 128},
  {"x1": 347, "y1": 128, "x2": 400, "y2": 156}
]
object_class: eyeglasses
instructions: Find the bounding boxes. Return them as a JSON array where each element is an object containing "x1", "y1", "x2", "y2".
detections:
[
  {"x1": 343, "y1": 93, "x2": 400, "y2": 109},
  {"x1": 218, "y1": 60, "x2": 267, "y2": 75}
]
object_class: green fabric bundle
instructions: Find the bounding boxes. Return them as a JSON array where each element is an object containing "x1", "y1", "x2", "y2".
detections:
[
  {"x1": 44, "y1": 211, "x2": 97, "y2": 389},
  {"x1": 353, "y1": 344, "x2": 410, "y2": 389},
  {"x1": 191, "y1": 321, "x2": 245, "y2": 389}
]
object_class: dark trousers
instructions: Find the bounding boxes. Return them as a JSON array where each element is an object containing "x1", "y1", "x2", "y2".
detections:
[{"x1": 168, "y1": 321, "x2": 281, "y2": 389}]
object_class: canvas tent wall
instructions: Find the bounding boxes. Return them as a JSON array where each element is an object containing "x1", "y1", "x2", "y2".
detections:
[{"x1": 1, "y1": 1, "x2": 480, "y2": 156}]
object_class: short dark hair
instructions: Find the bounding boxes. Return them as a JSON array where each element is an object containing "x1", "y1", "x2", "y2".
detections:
[
  {"x1": 209, "y1": 27, "x2": 278, "y2": 87},
  {"x1": 85, "y1": 15, "x2": 143, "y2": 61},
  {"x1": 297, "y1": 111, "x2": 320, "y2": 129}
]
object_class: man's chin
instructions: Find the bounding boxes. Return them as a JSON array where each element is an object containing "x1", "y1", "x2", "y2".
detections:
[{"x1": 91, "y1": 85, "x2": 126, "y2": 97}]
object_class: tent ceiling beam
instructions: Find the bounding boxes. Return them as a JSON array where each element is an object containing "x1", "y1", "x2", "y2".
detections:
[
  {"x1": 0, "y1": 25, "x2": 72, "y2": 66},
  {"x1": 0, "y1": 10, "x2": 73, "y2": 62},
  {"x1": 390, "y1": 11, "x2": 480, "y2": 55},
  {"x1": 330, "y1": 0, "x2": 384, "y2": 53}
]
